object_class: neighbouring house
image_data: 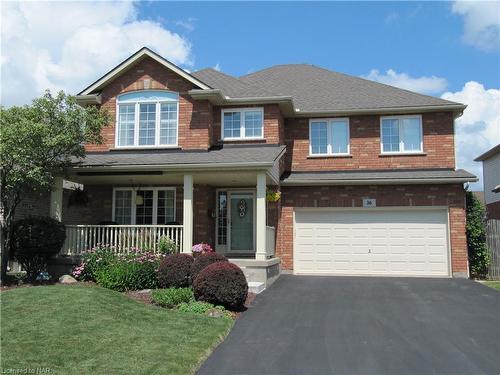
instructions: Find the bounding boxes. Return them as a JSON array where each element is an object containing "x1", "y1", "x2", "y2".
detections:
[
  {"x1": 475, "y1": 144, "x2": 500, "y2": 220},
  {"x1": 48, "y1": 47, "x2": 477, "y2": 285}
]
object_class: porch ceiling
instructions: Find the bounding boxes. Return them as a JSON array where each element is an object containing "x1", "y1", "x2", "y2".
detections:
[{"x1": 67, "y1": 169, "x2": 276, "y2": 187}]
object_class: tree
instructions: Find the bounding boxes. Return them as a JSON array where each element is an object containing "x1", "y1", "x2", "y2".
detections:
[
  {"x1": 0, "y1": 91, "x2": 109, "y2": 283},
  {"x1": 466, "y1": 190, "x2": 489, "y2": 278}
]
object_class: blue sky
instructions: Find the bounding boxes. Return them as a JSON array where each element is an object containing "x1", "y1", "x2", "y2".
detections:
[
  {"x1": 1, "y1": 1, "x2": 499, "y2": 189},
  {"x1": 147, "y1": 1, "x2": 499, "y2": 92}
]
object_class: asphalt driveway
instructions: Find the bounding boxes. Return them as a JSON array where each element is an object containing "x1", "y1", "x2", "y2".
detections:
[{"x1": 198, "y1": 275, "x2": 500, "y2": 375}]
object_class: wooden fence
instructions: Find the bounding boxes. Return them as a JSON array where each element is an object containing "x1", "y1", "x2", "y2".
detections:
[{"x1": 487, "y1": 219, "x2": 500, "y2": 280}]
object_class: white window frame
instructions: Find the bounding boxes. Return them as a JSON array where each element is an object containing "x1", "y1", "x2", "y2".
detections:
[
  {"x1": 115, "y1": 91, "x2": 179, "y2": 149},
  {"x1": 112, "y1": 187, "x2": 176, "y2": 224},
  {"x1": 308, "y1": 118, "x2": 350, "y2": 156},
  {"x1": 380, "y1": 115, "x2": 423, "y2": 155},
  {"x1": 221, "y1": 107, "x2": 265, "y2": 140}
]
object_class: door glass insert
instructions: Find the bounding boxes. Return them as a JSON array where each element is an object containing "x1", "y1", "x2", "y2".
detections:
[
  {"x1": 230, "y1": 194, "x2": 254, "y2": 251},
  {"x1": 217, "y1": 191, "x2": 227, "y2": 245}
]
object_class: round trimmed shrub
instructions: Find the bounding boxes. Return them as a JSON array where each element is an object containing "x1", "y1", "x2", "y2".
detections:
[
  {"x1": 193, "y1": 262, "x2": 248, "y2": 309},
  {"x1": 11, "y1": 216, "x2": 66, "y2": 281},
  {"x1": 190, "y1": 253, "x2": 228, "y2": 281},
  {"x1": 158, "y1": 253, "x2": 194, "y2": 288}
]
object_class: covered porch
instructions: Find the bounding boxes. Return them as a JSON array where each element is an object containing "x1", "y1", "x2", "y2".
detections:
[{"x1": 50, "y1": 146, "x2": 285, "y2": 286}]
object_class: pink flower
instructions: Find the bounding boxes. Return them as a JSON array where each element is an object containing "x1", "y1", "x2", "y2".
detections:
[{"x1": 192, "y1": 243, "x2": 214, "y2": 254}]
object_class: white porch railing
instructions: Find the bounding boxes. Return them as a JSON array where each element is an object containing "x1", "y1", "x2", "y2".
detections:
[
  {"x1": 61, "y1": 225, "x2": 183, "y2": 255},
  {"x1": 266, "y1": 226, "x2": 276, "y2": 258}
]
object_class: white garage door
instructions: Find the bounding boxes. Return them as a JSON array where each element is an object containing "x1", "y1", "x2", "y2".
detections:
[{"x1": 294, "y1": 209, "x2": 450, "y2": 277}]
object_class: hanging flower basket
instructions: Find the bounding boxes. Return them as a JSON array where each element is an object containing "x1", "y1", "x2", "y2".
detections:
[{"x1": 266, "y1": 190, "x2": 281, "y2": 202}]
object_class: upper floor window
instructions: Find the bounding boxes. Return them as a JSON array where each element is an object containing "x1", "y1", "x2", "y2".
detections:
[
  {"x1": 116, "y1": 91, "x2": 178, "y2": 148},
  {"x1": 309, "y1": 118, "x2": 350, "y2": 156},
  {"x1": 380, "y1": 115, "x2": 423, "y2": 154},
  {"x1": 222, "y1": 108, "x2": 264, "y2": 140}
]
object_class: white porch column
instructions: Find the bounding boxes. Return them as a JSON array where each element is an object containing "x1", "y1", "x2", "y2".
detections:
[
  {"x1": 255, "y1": 172, "x2": 267, "y2": 260},
  {"x1": 182, "y1": 174, "x2": 193, "y2": 253},
  {"x1": 50, "y1": 177, "x2": 63, "y2": 221}
]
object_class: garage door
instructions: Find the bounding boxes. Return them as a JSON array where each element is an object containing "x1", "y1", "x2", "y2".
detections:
[{"x1": 294, "y1": 209, "x2": 449, "y2": 276}]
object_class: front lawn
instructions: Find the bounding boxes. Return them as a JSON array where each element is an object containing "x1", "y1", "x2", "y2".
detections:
[
  {"x1": 483, "y1": 281, "x2": 500, "y2": 291},
  {"x1": 1, "y1": 284, "x2": 233, "y2": 375}
]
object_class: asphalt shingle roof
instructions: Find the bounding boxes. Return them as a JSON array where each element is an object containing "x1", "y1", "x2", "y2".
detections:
[
  {"x1": 74, "y1": 145, "x2": 286, "y2": 167},
  {"x1": 192, "y1": 69, "x2": 279, "y2": 98},
  {"x1": 192, "y1": 64, "x2": 462, "y2": 113},
  {"x1": 281, "y1": 169, "x2": 477, "y2": 184}
]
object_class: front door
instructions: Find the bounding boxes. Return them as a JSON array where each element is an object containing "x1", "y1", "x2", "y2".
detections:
[{"x1": 229, "y1": 192, "x2": 254, "y2": 253}]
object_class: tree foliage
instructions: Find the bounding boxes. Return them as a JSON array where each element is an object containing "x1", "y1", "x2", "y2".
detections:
[
  {"x1": 0, "y1": 91, "x2": 109, "y2": 283},
  {"x1": 466, "y1": 190, "x2": 489, "y2": 278}
]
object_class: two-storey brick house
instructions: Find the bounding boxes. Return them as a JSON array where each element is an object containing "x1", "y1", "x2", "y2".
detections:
[{"x1": 51, "y1": 47, "x2": 476, "y2": 285}]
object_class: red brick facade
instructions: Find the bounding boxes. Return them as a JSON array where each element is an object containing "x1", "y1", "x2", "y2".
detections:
[
  {"x1": 85, "y1": 57, "x2": 213, "y2": 152},
  {"x1": 284, "y1": 112, "x2": 455, "y2": 171},
  {"x1": 276, "y1": 184, "x2": 468, "y2": 275},
  {"x1": 212, "y1": 104, "x2": 284, "y2": 145},
  {"x1": 76, "y1": 58, "x2": 470, "y2": 278}
]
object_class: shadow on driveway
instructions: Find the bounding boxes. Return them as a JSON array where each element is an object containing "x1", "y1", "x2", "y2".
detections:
[{"x1": 198, "y1": 275, "x2": 500, "y2": 375}]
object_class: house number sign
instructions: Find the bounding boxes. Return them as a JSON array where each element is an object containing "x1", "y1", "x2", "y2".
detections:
[
  {"x1": 238, "y1": 199, "x2": 247, "y2": 217},
  {"x1": 362, "y1": 198, "x2": 376, "y2": 208}
]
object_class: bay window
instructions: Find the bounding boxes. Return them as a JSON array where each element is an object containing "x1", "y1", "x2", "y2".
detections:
[
  {"x1": 380, "y1": 115, "x2": 423, "y2": 154},
  {"x1": 222, "y1": 108, "x2": 264, "y2": 140},
  {"x1": 309, "y1": 118, "x2": 350, "y2": 156},
  {"x1": 116, "y1": 91, "x2": 178, "y2": 148},
  {"x1": 113, "y1": 187, "x2": 176, "y2": 225}
]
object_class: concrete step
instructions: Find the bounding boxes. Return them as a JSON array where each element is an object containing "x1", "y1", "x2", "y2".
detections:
[{"x1": 248, "y1": 281, "x2": 266, "y2": 294}]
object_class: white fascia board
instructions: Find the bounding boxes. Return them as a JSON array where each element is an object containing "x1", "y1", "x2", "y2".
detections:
[
  {"x1": 281, "y1": 177, "x2": 478, "y2": 186},
  {"x1": 294, "y1": 104, "x2": 467, "y2": 119},
  {"x1": 78, "y1": 48, "x2": 211, "y2": 95},
  {"x1": 75, "y1": 94, "x2": 102, "y2": 106},
  {"x1": 70, "y1": 161, "x2": 274, "y2": 172}
]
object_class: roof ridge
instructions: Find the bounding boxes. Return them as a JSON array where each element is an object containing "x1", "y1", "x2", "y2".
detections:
[
  {"x1": 240, "y1": 63, "x2": 313, "y2": 79},
  {"x1": 193, "y1": 67, "x2": 241, "y2": 80}
]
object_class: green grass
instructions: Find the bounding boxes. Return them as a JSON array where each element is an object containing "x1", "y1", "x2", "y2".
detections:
[
  {"x1": 483, "y1": 281, "x2": 500, "y2": 291},
  {"x1": 1, "y1": 284, "x2": 233, "y2": 375}
]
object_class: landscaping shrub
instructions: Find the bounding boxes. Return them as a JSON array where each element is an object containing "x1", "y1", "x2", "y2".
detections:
[
  {"x1": 151, "y1": 288, "x2": 194, "y2": 308},
  {"x1": 72, "y1": 245, "x2": 116, "y2": 281},
  {"x1": 466, "y1": 191, "x2": 490, "y2": 278},
  {"x1": 158, "y1": 253, "x2": 194, "y2": 288},
  {"x1": 92, "y1": 249, "x2": 163, "y2": 291},
  {"x1": 190, "y1": 253, "x2": 228, "y2": 281},
  {"x1": 157, "y1": 236, "x2": 178, "y2": 254},
  {"x1": 193, "y1": 262, "x2": 248, "y2": 309},
  {"x1": 177, "y1": 301, "x2": 230, "y2": 317},
  {"x1": 10, "y1": 216, "x2": 66, "y2": 281}
]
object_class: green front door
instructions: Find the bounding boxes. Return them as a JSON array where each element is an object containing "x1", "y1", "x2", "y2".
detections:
[{"x1": 230, "y1": 193, "x2": 254, "y2": 251}]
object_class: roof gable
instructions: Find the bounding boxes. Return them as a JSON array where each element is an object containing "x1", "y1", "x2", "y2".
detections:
[
  {"x1": 78, "y1": 47, "x2": 211, "y2": 95},
  {"x1": 474, "y1": 144, "x2": 500, "y2": 161}
]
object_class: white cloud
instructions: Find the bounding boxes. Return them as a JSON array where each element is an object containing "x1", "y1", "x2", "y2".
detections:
[
  {"x1": 1, "y1": 1, "x2": 193, "y2": 106},
  {"x1": 441, "y1": 81, "x2": 500, "y2": 190},
  {"x1": 175, "y1": 18, "x2": 197, "y2": 33},
  {"x1": 363, "y1": 69, "x2": 448, "y2": 95},
  {"x1": 452, "y1": 1, "x2": 500, "y2": 51}
]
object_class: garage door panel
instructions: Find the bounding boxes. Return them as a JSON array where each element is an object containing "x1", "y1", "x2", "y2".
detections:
[{"x1": 294, "y1": 209, "x2": 449, "y2": 277}]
